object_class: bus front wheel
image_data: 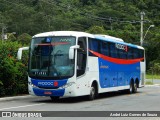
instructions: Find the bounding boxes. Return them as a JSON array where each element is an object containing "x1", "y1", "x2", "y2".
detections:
[{"x1": 88, "y1": 83, "x2": 97, "y2": 100}]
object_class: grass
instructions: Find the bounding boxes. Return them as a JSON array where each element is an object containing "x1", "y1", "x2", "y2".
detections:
[
  {"x1": 145, "y1": 81, "x2": 153, "y2": 85},
  {"x1": 146, "y1": 74, "x2": 160, "y2": 79},
  {"x1": 145, "y1": 74, "x2": 160, "y2": 85}
]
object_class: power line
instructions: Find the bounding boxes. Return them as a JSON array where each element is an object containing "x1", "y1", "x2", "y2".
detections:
[
  {"x1": 1, "y1": 0, "x2": 151, "y2": 24},
  {"x1": 0, "y1": 0, "x2": 152, "y2": 31},
  {"x1": 1, "y1": 0, "x2": 30, "y2": 10},
  {"x1": 51, "y1": 0, "x2": 149, "y2": 24}
]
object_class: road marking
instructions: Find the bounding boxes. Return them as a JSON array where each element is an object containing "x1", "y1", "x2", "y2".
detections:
[{"x1": 0, "y1": 103, "x2": 46, "y2": 110}]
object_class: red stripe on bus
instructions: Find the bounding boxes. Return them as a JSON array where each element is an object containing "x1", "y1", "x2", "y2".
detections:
[{"x1": 89, "y1": 50, "x2": 144, "y2": 64}]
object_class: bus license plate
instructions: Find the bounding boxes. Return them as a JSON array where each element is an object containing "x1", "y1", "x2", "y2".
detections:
[{"x1": 44, "y1": 91, "x2": 52, "y2": 95}]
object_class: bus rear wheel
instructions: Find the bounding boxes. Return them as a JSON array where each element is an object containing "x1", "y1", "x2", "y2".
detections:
[
  {"x1": 127, "y1": 82, "x2": 134, "y2": 94},
  {"x1": 127, "y1": 82, "x2": 137, "y2": 94},
  {"x1": 133, "y1": 83, "x2": 138, "y2": 93},
  {"x1": 50, "y1": 96, "x2": 60, "y2": 101}
]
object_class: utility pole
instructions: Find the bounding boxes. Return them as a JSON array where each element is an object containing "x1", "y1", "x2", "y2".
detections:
[
  {"x1": 1, "y1": 25, "x2": 7, "y2": 43},
  {"x1": 140, "y1": 12, "x2": 145, "y2": 46}
]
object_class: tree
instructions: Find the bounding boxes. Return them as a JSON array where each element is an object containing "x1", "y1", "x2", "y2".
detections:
[
  {"x1": 0, "y1": 41, "x2": 28, "y2": 96},
  {"x1": 17, "y1": 33, "x2": 32, "y2": 45},
  {"x1": 87, "y1": 26, "x2": 106, "y2": 34}
]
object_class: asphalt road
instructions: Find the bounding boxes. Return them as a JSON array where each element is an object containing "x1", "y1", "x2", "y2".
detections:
[{"x1": 0, "y1": 86, "x2": 160, "y2": 120}]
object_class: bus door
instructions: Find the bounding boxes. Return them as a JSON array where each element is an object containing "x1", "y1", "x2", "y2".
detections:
[{"x1": 76, "y1": 37, "x2": 87, "y2": 77}]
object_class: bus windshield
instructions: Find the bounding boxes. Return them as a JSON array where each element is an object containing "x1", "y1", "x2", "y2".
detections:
[{"x1": 28, "y1": 36, "x2": 76, "y2": 79}]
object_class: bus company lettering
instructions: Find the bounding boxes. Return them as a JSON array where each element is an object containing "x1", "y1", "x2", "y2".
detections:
[
  {"x1": 115, "y1": 43, "x2": 128, "y2": 52},
  {"x1": 38, "y1": 82, "x2": 54, "y2": 86}
]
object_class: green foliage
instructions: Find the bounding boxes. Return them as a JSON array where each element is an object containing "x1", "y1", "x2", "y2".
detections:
[
  {"x1": 148, "y1": 61, "x2": 160, "y2": 75},
  {"x1": 145, "y1": 81, "x2": 153, "y2": 85},
  {"x1": 0, "y1": 41, "x2": 28, "y2": 97},
  {"x1": 7, "y1": 34, "x2": 16, "y2": 42},
  {"x1": 146, "y1": 74, "x2": 160, "y2": 79},
  {"x1": 86, "y1": 26, "x2": 106, "y2": 34},
  {"x1": 17, "y1": 33, "x2": 32, "y2": 45}
]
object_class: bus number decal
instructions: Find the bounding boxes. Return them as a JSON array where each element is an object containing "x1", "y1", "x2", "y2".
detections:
[{"x1": 115, "y1": 43, "x2": 128, "y2": 52}]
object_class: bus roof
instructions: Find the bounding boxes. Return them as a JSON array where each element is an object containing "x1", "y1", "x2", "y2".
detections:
[
  {"x1": 94, "y1": 34, "x2": 144, "y2": 50},
  {"x1": 95, "y1": 34, "x2": 124, "y2": 42},
  {"x1": 33, "y1": 31, "x2": 94, "y2": 38},
  {"x1": 33, "y1": 31, "x2": 144, "y2": 50}
]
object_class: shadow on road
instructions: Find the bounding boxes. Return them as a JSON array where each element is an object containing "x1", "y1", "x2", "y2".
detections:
[{"x1": 31, "y1": 90, "x2": 142, "y2": 104}]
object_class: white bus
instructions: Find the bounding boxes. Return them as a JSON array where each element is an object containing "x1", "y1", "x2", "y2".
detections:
[{"x1": 18, "y1": 31, "x2": 145, "y2": 101}]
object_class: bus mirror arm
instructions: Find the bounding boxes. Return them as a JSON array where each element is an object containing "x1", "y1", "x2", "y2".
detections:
[
  {"x1": 17, "y1": 47, "x2": 29, "y2": 60},
  {"x1": 69, "y1": 45, "x2": 80, "y2": 59}
]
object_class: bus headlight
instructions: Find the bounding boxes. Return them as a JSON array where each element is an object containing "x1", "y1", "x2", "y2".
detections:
[
  {"x1": 59, "y1": 82, "x2": 75, "y2": 89},
  {"x1": 28, "y1": 81, "x2": 38, "y2": 88},
  {"x1": 31, "y1": 84, "x2": 38, "y2": 88}
]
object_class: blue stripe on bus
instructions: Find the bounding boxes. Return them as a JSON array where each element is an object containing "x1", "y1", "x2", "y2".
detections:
[{"x1": 98, "y1": 58, "x2": 140, "y2": 88}]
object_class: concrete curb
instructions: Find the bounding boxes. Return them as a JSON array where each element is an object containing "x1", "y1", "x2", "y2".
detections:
[{"x1": 0, "y1": 95, "x2": 35, "y2": 102}]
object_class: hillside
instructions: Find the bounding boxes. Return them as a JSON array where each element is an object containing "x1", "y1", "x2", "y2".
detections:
[{"x1": 0, "y1": 0, "x2": 160, "y2": 72}]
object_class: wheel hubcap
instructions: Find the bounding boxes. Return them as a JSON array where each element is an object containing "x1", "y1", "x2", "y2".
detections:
[
  {"x1": 134, "y1": 84, "x2": 137, "y2": 92},
  {"x1": 91, "y1": 87, "x2": 95, "y2": 98},
  {"x1": 130, "y1": 84, "x2": 132, "y2": 93}
]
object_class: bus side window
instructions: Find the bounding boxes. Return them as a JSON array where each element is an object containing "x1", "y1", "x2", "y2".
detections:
[
  {"x1": 110, "y1": 43, "x2": 118, "y2": 58},
  {"x1": 88, "y1": 38, "x2": 99, "y2": 56},
  {"x1": 133, "y1": 48, "x2": 139, "y2": 59},
  {"x1": 118, "y1": 49, "x2": 127, "y2": 59},
  {"x1": 127, "y1": 47, "x2": 133, "y2": 59},
  {"x1": 100, "y1": 41, "x2": 109, "y2": 56},
  {"x1": 77, "y1": 37, "x2": 87, "y2": 77},
  {"x1": 139, "y1": 49, "x2": 144, "y2": 61}
]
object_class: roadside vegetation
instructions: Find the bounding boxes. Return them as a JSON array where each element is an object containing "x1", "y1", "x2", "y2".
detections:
[
  {"x1": 145, "y1": 74, "x2": 160, "y2": 85},
  {"x1": 146, "y1": 74, "x2": 160, "y2": 79},
  {"x1": 0, "y1": 34, "x2": 30, "y2": 97},
  {"x1": 145, "y1": 81, "x2": 153, "y2": 85}
]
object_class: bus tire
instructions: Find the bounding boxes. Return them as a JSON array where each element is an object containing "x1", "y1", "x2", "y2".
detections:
[
  {"x1": 127, "y1": 82, "x2": 134, "y2": 94},
  {"x1": 133, "y1": 82, "x2": 138, "y2": 93},
  {"x1": 88, "y1": 84, "x2": 97, "y2": 100},
  {"x1": 50, "y1": 96, "x2": 59, "y2": 101}
]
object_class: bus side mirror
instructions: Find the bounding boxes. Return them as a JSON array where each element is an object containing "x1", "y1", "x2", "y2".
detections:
[
  {"x1": 69, "y1": 45, "x2": 80, "y2": 59},
  {"x1": 17, "y1": 47, "x2": 29, "y2": 60}
]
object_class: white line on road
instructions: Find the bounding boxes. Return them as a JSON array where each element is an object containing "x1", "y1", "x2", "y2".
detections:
[{"x1": 0, "y1": 103, "x2": 46, "y2": 110}]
